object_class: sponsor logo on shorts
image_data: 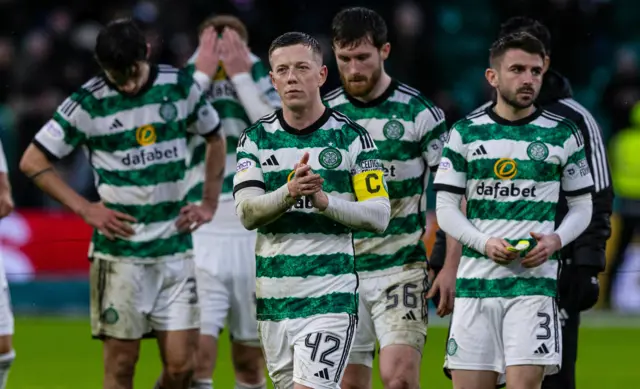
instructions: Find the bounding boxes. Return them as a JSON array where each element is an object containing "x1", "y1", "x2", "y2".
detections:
[
  {"x1": 447, "y1": 338, "x2": 458, "y2": 356},
  {"x1": 101, "y1": 306, "x2": 119, "y2": 324}
]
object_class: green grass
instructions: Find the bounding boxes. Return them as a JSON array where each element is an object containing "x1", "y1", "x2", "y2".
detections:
[{"x1": 9, "y1": 316, "x2": 640, "y2": 388}]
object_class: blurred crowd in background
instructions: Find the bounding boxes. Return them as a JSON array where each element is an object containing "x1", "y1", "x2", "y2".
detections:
[{"x1": 0, "y1": 0, "x2": 638, "y2": 209}]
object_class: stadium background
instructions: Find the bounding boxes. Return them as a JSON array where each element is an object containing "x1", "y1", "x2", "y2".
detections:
[{"x1": 0, "y1": 0, "x2": 638, "y2": 387}]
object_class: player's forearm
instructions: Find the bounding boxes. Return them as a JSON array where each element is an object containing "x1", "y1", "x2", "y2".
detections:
[
  {"x1": 235, "y1": 184, "x2": 296, "y2": 230},
  {"x1": 436, "y1": 191, "x2": 491, "y2": 254},
  {"x1": 230, "y1": 73, "x2": 276, "y2": 122},
  {"x1": 443, "y1": 233, "x2": 462, "y2": 271},
  {"x1": 19, "y1": 144, "x2": 90, "y2": 215},
  {"x1": 202, "y1": 133, "x2": 226, "y2": 210},
  {"x1": 554, "y1": 192, "x2": 593, "y2": 248},
  {"x1": 321, "y1": 195, "x2": 390, "y2": 233}
]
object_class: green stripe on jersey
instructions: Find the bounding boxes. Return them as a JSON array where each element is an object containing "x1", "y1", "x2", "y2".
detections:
[
  {"x1": 93, "y1": 231, "x2": 192, "y2": 259},
  {"x1": 456, "y1": 277, "x2": 557, "y2": 298},
  {"x1": 466, "y1": 199, "x2": 556, "y2": 222},
  {"x1": 325, "y1": 82, "x2": 442, "y2": 275},
  {"x1": 468, "y1": 158, "x2": 560, "y2": 181},
  {"x1": 256, "y1": 292, "x2": 357, "y2": 321},
  {"x1": 95, "y1": 161, "x2": 185, "y2": 187},
  {"x1": 355, "y1": 242, "x2": 427, "y2": 273},
  {"x1": 55, "y1": 66, "x2": 206, "y2": 262},
  {"x1": 257, "y1": 253, "x2": 354, "y2": 278},
  {"x1": 237, "y1": 113, "x2": 369, "y2": 320},
  {"x1": 438, "y1": 109, "x2": 584, "y2": 298}
]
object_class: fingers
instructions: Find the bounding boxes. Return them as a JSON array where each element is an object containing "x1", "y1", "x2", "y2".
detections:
[
  {"x1": 113, "y1": 210, "x2": 138, "y2": 223},
  {"x1": 199, "y1": 26, "x2": 217, "y2": 51},
  {"x1": 107, "y1": 220, "x2": 135, "y2": 238},
  {"x1": 521, "y1": 250, "x2": 549, "y2": 268},
  {"x1": 299, "y1": 152, "x2": 310, "y2": 166},
  {"x1": 530, "y1": 231, "x2": 543, "y2": 240},
  {"x1": 293, "y1": 164, "x2": 311, "y2": 177},
  {"x1": 523, "y1": 245, "x2": 543, "y2": 261},
  {"x1": 175, "y1": 214, "x2": 193, "y2": 232},
  {"x1": 98, "y1": 226, "x2": 115, "y2": 241},
  {"x1": 425, "y1": 279, "x2": 438, "y2": 299}
]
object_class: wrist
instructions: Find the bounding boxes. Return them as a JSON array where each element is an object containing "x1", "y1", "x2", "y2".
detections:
[
  {"x1": 315, "y1": 192, "x2": 329, "y2": 211},
  {"x1": 76, "y1": 200, "x2": 93, "y2": 219}
]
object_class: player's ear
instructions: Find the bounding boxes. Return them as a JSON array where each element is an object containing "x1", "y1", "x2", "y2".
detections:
[
  {"x1": 485, "y1": 68, "x2": 499, "y2": 88},
  {"x1": 318, "y1": 65, "x2": 328, "y2": 87},
  {"x1": 543, "y1": 56, "x2": 551, "y2": 73},
  {"x1": 380, "y1": 42, "x2": 390, "y2": 61}
]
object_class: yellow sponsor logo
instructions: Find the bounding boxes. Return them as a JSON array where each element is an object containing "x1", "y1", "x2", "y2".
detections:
[
  {"x1": 493, "y1": 158, "x2": 517, "y2": 180},
  {"x1": 353, "y1": 170, "x2": 388, "y2": 201},
  {"x1": 136, "y1": 125, "x2": 157, "y2": 146}
]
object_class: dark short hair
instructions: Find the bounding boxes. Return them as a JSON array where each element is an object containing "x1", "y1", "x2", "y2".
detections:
[
  {"x1": 499, "y1": 16, "x2": 551, "y2": 54},
  {"x1": 198, "y1": 14, "x2": 249, "y2": 42},
  {"x1": 268, "y1": 32, "x2": 322, "y2": 60},
  {"x1": 331, "y1": 7, "x2": 387, "y2": 49},
  {"x1": 489, "y1": 31, "x2": 546, "y2": 65},
  {"x1": 95, "y1": 19, "x2": 147, "y2": 72}
]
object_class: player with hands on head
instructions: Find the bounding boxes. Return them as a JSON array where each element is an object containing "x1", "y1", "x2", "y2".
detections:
[
  {"x1": 185, "y1": 15, "x2": 282, "y2": 389},
  {"x1": 233, "y1": 31, "x2": 390, "y2": 389}
]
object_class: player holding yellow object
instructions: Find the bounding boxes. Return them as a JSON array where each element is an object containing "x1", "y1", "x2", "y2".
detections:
[{"x1": 233, "y1": 31, "x2": 390, "y2": 389}]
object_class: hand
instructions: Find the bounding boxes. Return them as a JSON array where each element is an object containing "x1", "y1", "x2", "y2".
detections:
[
  {"x1": 426, "y1": 265, "x2": 456, "y2": 317},
  {"x1": 219, "y1": 28, "x2": 252, "y2": 77},
  {"x1": 0, "y1": 192, "x2": 14, "y2": 219},
  {"x1": 80, "y1": 202, "x2": 137, "y2": 240},
  {"x1": 195, "y1": 26, "x2": 220, "y2": 78},
  {"x1": 175, "y1": 203, "x2": 216, "y2": 233},
  {"x1": 521, "y1": 232, "x2": 561, "y2": 268},
  {"x1": 287, "y1": 152, "x2": 324, "y2": 198},
  {"x1": 485, "y1": 237, "x2": 519, "y2": 265}
]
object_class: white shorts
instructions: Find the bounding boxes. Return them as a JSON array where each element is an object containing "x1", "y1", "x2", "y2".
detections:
[
  {"x1": 259, "y1": 314, "x2": 356, "y2": 389},
  {"x1": 0, "y1": 287, "x2": 14, "y2": 336},
  {"x1": 349, "y1": 268, "x2": 429, "y2": 367},
  {"x1": 444, "y1": 295, "x2": 562, "y2": 379},
  {"x1": 193, "y1": 204, "x2": 258, "y2": 344},
  {"x1": 90, "y1": 257, "x2": 200, "y2": 340}
]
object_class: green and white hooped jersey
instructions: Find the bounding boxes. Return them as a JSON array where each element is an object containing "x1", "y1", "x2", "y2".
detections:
[
  {"x1": 233, "y1": 108, "x2": 388, "y2": 321},
  {"x1": 324, "y1": 80, "x2": 448, "y2": 277},
  {"x1": 184, "y1": 53, "x2": 280, "y2": 204},
  {"x1": 433, "y1": 106, "x2": 594, "y2": 298},
  {"x1": 33, "y1": 64, "x2": 221, "y2": 263}
]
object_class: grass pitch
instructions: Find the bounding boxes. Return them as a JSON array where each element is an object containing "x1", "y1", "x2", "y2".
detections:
[{"x1": 9, "y1": 316, "x2": 638, "y2": 388}]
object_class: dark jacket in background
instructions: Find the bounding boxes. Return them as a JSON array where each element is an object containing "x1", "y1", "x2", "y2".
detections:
[{"x1": 431, "y1": 69, "x2": 613, "y2": 311}]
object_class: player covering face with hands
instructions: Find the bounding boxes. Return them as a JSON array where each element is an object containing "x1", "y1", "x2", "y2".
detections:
[{"x1": 186, "y1": 15, "x2": 281, "y2": 389}]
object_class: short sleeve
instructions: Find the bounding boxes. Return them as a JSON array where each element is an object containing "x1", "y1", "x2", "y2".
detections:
[
  {"x1": 415, "y1": 106, "x2": 448, "y2": 172},
  {"x1": 348, "y1": 126, "x2": 389, "y2": 202},
  {"x1": 33, "y1": 94, "x2": 89, "y2": 160},
  {"x1": 432, "y1": 125, "x2": 467, "y2": 195},
  {"x1": 561, "y1": 124, "x2": 595, "y2": 196},
  {"x1": 185, "y1": 79, "x2": 222, "y2": 137},
  {"x1": 233, "y1": 128, "x2": 265, "y2": 197}
]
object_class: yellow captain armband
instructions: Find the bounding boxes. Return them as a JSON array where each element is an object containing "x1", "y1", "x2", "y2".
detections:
[{"x1": 352, "y1": 170, "x2": 389, "y2": 201}]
